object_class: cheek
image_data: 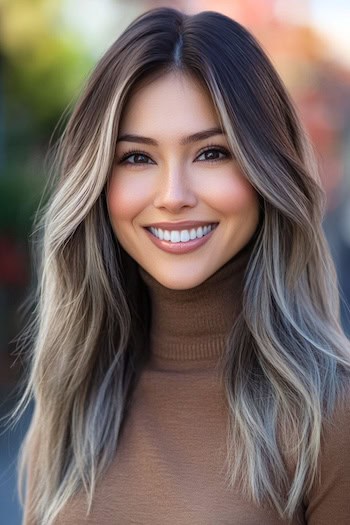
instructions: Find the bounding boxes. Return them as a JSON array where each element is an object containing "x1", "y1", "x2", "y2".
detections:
[
  {"x1": 107, "y1": 173, "x2": 151, "y2": 224},
  {"x1": 205, "y1": 171, "x2": 258, "y2": 217}
]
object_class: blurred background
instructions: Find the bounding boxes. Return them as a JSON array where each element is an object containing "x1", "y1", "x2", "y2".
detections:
[{"x1": 1, "y1": 0, "x2": 350, "y2": 523}]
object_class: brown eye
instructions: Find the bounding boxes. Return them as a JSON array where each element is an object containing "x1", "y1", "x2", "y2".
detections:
[
  {"x1": 119, "y1": 151, "x2": 155, "y2": 165},
  {"x1": 196, "y1": 147, "x2": 230, "y2": 162},
  {"x1": 126, "y1": 154, "x2": 150, "y2": 164}
]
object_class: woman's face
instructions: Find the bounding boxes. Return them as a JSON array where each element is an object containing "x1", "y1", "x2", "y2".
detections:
[{"x1": 107, "y1": 71, "x2": 259, "y2": 290}]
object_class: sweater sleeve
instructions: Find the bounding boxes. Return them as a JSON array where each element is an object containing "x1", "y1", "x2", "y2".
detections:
[{"x1": 303, "y1": 386, "x2": 350, "y2": 524}]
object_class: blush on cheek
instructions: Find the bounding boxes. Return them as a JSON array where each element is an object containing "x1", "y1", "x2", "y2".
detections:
[
  {"x1": 208, "y1": 176, "x2": 258, "y2": 215},
  {"x1": 107, "y1": 174, "x2": 149, "y2": 220}
]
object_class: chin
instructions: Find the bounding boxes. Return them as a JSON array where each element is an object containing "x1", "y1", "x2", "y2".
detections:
[{"x1": 155, "y1": 272, "x2": 210, "y2": 290}]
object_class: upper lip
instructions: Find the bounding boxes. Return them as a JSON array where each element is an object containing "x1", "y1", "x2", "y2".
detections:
[{"x1": 145, "y1": 220, "x2": 219, "y2": 230}]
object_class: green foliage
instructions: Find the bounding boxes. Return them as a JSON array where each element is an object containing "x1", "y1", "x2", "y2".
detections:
[
  {"x1": 0, "y1": 162, "x2": 46, "y2": 239},
  {"x1": 4, "y1": 37, "x2": 92, "y2": 131},
  {"x1": 0, "y1": 0, "x2": 96, "y2": 239}
]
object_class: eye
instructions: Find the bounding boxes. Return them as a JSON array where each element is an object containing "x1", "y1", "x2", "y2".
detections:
[
  {"x1": 118, "y1": 150, "x2": 155, "y2": 165},
  {"x1": 196, "y1": 146, "x2": 231, "y2": 163}
]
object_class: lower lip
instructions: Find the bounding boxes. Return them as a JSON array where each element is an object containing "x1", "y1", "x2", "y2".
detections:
[{"x1": 144, "y1": 226, "x2": 218, "y2": 254}]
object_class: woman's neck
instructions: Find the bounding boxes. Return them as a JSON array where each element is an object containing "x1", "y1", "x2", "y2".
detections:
[{"x1": 138, "y1": 236, "x2": 255, "y2": 367}]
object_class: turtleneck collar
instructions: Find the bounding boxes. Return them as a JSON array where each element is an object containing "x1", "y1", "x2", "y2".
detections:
[{"x1": 138, "y1": 235, "x2": 255, "y2": 365}]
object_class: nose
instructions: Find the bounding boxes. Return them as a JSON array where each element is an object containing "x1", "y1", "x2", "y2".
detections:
[{"x1": 153, "y1": 163, "x2": 197, "y2": 212}]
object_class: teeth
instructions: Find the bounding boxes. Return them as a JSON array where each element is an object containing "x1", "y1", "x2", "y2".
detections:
[
  {"x1": 171, "y1": 231, "x2": 180, "y2": 243},
  {"x1": 196, "y1": 228, "x2": 203, "y2": 239},
  {"x1": 149, "y1": 224, "x2": 217, "y2": 243},
  {"x1": 180, "y1": 230, "x2": 190, "y2": 242}
]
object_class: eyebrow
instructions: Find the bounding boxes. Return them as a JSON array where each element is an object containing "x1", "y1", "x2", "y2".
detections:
[{"x1": 116, "y1": 127, "x2": 225, "y2": 146}]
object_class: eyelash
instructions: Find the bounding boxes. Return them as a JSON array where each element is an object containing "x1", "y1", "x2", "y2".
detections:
[{"x1": 117, "y1": 144, "x2": 232, "y2": 166}]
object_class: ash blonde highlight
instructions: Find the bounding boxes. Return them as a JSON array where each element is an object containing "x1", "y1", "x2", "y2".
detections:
[{"x1": 13, "y1": 7, "x2": 350, "y2": 524}]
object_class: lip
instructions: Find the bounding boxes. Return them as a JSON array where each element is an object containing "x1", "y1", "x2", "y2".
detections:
[
  {"x1": 143, "y1": 224, "x2": 218, "y2": 254},
  {"x1": 145, "y1": 220, "x2": 219, "y2": 231}
]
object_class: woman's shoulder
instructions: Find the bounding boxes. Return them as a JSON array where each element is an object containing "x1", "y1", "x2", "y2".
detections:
[
  {"x1": 303, "y1": 374, "x2": 350, "y2": 524},
  {"x1": 323, "y1": 372, "x2": 350, "y2": 435}
]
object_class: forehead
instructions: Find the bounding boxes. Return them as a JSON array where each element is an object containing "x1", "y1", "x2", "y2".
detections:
[{"x1": 118, "y1": 71, "x2": 221, "y2": 136}]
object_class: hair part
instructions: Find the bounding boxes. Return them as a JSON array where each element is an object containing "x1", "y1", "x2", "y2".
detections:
[{"x1": 12, "y1": 7, "x2": 350, "y2": 524}]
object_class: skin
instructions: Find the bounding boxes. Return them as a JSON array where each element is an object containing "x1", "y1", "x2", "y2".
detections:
[{"x1": 107, "y1": 71, "x2": 260, "y2": 290}]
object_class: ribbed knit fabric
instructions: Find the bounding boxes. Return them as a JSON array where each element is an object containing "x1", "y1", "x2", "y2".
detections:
[
  {"x1": 139, "y1": 235, "x2": 252, "y2": 367},
  {"x1": 24, "y1": 237, "x2": 350, "y2": 525}
]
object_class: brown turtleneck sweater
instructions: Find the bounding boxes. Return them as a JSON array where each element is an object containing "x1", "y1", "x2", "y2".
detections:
[{"x1": 24, "y1": 239, "x2": 350, "y2": 524}]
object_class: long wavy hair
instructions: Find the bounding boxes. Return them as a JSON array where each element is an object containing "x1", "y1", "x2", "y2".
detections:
[{"x1": 13, "y1": 7, "x2": 350, "y2": 524}]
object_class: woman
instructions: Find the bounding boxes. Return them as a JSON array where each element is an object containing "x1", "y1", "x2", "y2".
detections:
[{"x1": 16, "y1": 7, "x2": 350, "y2": 524}]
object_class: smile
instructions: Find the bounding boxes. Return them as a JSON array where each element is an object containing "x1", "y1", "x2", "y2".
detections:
[
  {"x1": 148, "y1": 223, "x2": 217, "y2": 243},
  {"x1": 144, "y1": 223, "x2": 218, "y2": 255}
]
